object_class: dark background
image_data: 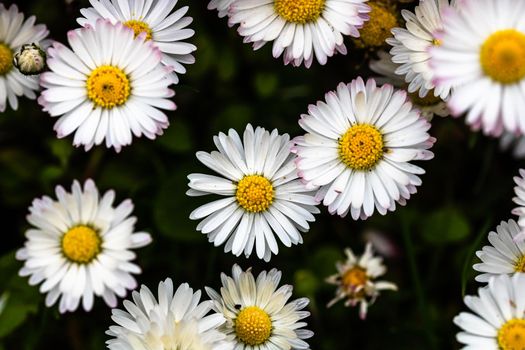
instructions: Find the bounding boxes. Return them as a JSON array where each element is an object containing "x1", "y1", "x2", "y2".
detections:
[{"x1": 0, "y1": 0, "x2": 519, "y2": 349}]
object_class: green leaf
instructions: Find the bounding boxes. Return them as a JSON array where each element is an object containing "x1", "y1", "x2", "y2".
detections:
[
  {"x1": 48, "y1": 139, "x2": 73, "y2": 168},
  {"x1": 421, "y1": 207, "x2": 471, "y2": 245},
  {"x1": 254, "y1": 73, "x2": 278, "y2": 98},
  {"x1": 158, "y1": 119, "x2": 194, "y2": 153},
  {"x1": 294, "y1": 269, "x2": 320, "y2": 297}
]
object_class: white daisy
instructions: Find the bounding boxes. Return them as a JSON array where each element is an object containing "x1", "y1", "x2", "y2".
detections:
[
  {"x1": 454, "y1": 274, "x2": 525, "y2": 349},
  {"x1": 228, "y1": 0, "x2": 370, "y2": 68},
  {"x1": 107, "y1": 278, "x2": 233, "y2": 350},
  {"x1": 386, "y1": 0, "x2": 454, "y2": 100},
  {"x1": 0, "y1": 4, "x2": 48, "y2": 112},
  {"x1": 77, "y1": 0, "x2": 196, "y2": 84},
  {"x1": 473, "y1": 220, "x2": 525, "y2": 283},
  {"x1": 326, "y1": 243, "x2": 397, "y2": 319},
  {"x1": 206, "y1": 264, "x2": 313, "y2": 350},
  {"x1": 39, "y1": 20, "x2": 175, "y2": 152},
  {"x1": 208, "y1": 0, "x2": 234, "y2": 19},
  {"x1": 500, "y1": 133, "x2": 525, "y2": 159},
  {"x1": 370, "y1": 50, "x2": 450, "y2": 120},
  {"x1": 187, "y1": 124, "x2": 319, "y2": 262},
  {"x1": 513, "y1": 169, "x2": 525, "y2": 238},
  {"x1": 16, "y1": 179, "x2": 152, "y2": 313},
  {"x1": 292, "y1": 77, "x2": 435, "y2": 220},
  {"x1": 431, "y1": 0, "x2": 525, "y2": 136}
]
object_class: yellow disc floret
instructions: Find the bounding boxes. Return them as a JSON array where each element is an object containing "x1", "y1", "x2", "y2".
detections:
[
  {"x1": 86, "y1": 65, "x2": 131, "y2": 109},
  {"x1": 355, "y1": 2, "x2": 398, "y2": 48},
  {"x1": 236, "y1": 175, "x2": 274, "y2": 213},
  {"x1": 515, "y1": 256, "x2": 525, "y2": 273},
  {"x1": 409, "y1": 89, "x2": 443, "y2": 107},
  {"x1": 61, "y1": 225, "x2": 101, "y2": 264},
  {"x1": 342, "y1": 267, "x2": 368, "y2": 288},
  {"x1": 498, "y1": 319, "x2": 525, "y2": 350},
  {"x1": 0, "y1": 43, "x2": 13, "y2": 76},
  {"x1": 338, "y1": 124, "x2": 385, "y2": 170},
  {"x1": 235, "y1": 306, "x2": 272, "y2": 346},
  {"x1": 274, "y1": 0, "x2": 325, "y2": 24},
  {"x1": 123, "y1": 20, "x2": 153, "y2": 41},
  {"x1": 480, "y1": 29, "x2": 525, "y2": 84}
]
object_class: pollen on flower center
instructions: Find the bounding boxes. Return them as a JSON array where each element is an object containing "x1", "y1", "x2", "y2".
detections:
[
  {"x1": 86, "y1": 65, "x2": 131, "y2": 109},
  {"x1": 123, "y1": 20, "x2": 153, "y2": 41},
  {"x1": 236, "y1": 175, "x2": 274, "y2": 213},
  {"x1": 235, "y1": 306, "x2": 272, "y2": 346},
  {"x1": 432, "y1": 38, "x2": 442, "y2": 46},
  {"x1": 61, "y1": 225, "x2": 101, "y2": 263},
  {"x1": 342, "y1": 267, "x2": 368, "y2": 288},
  {"x1": 0, "y1": 43, "x2": 13, "y2": 75},
  {"x1": 274, "y1": 0, "x2": 325, "y2": 24},
  {"x1": 498, "y1": 319, "x2": 525, "y2": 350},
  {"x1": 515, "y1": 256, "x2": 525, "y2": 273},
  {"x1": 355, "y1": 2, "x2": 398, "y2": 48},
  {"x1": 338, "y1": 124, "x2": 385, "y2": 171},
  {"x1": 480, "y1": 29, "x2": 525, "y2": 84}
]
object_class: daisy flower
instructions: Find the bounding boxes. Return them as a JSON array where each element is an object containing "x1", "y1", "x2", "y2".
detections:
[
  {"x1": 454, "y1": 274, "x2": 525, "y2": 349},
  {"x1": 387, "y1": 0, "x2": 454, "y2": 100},
  {"x1": 513, "y1": 169, "x2": 525, "y2": 237},
  {"x1": 228, "y1": 0, "x2": 370, "y2": 68},
  {"x1": 187, "y1": 124, "x2": 319, "y2": 261},
  {"x1": 205, "y1": 264, "x2": 313, "y2": 349},
  {"x1": 370, "y1": 50, "x2": 450, "y2": 120},
  {"x1": 431, "y1": 0, "x2": 525, "y2": 135},
  {"x1": 293, "y1": 77, "x2": 435, "y2": 220},
  {"x1": 77, "y1": 0, "x2": 196, "y2": 84},
  {"x1": 500, "y1": 133, "x2": 525, "y2": 159},
  {"x1": 39, "y1": 20, "x2": 175, "y2": 152},
  {"x1": 107, "y1": 278, "x2": 233, "y2": 350},
  {"x1": 353, "y1": 0, "x2": 398, "y2": 49},
  {"x1": 16, "y1": 179, "x2": 152, "y2": 313},
  {"x1": 208, "y1": 0, "x2": 234, "y2": 18},
  {"x1": 0, "y1": 4, "x2": 48, "y2": 112},
  {"x1": 326, "y1": 243, "x2": 397, "y2": 319},
  {"x1": 473, "y1": 220, "x2": 525, "y2": 282}
]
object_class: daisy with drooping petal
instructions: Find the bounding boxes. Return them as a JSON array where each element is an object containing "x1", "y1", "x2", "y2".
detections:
[
  {"x1": 293, "y1": 77, "x2": 435, "y2": 220},
  {"x1": 353, "y1": 0, "x2": 398, "y2": 49},
  {"x1": 228, "y1": 0, "x2": 371, "y2": 68},
  {"x1": 454, "y1": 274, "x2": 525, "y2": 349},
  {"x1": 513, "y1": 169, "x2": 525, "y2": 237},
  {"x1": 206, "y1": 264, "x2": 313, "y2": 350},
  {"x1": 208, "y1": 0, "x2": 234, "y2": 18},
  {"x1": 473, "y1": 220, "x2": 525, "y2": 282},
  {"x1": 39, "y1": 20, "x2": 176, "y2": 152},
  {"x1": 370, "y1": 50, "x2": 449, "y2": 120},
  {"x1": 16, "y1": 179, "x2": 151, "y2": 313},
  {"x1": 187, "y1": 124, "x2": 319, "y2": 261},
  {"x1": 77, "y1": 0, "x2": 196, "y2": 84},
  {"x1": 431, "y1": 0, "x2": 525, "y2": 135},
  {"x1": 387, "y1": 0, "x2": 455, "y2": 100},
  {"x1": 326, "y1": 243, "x2": 397, "y2": 319},
  {"x1": 0, "y1": 4, "x2": 48, "y2": 112},
  {"x1": 107, "y1": 278, "x2": 233, "y2": 350}
]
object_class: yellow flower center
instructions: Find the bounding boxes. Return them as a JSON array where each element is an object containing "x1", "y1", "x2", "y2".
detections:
[
  {"x1": 515, "y1": 256, "x2": 525, "y2": 273},
  {"x1": 409, "y1": 90, "x2": 443, "y2": 107},
  {"x1": 342, "y1": 267, "x2": 368, "y2": 288},
  {"x1": 61, "y1": 225, "x2": 101, "y2": 264},
  {"x1": 274, "y1": 0, "x2": 325, "y2": 24},
  {"x1": 235, "y1": 306, "x2": 272, "y2": 346},
  {"x1": 235, "y1": 175, "x2": 274, "y2": 213},
  {"x1": 355, "y1": 2, "x2": 398, "y2": 48},
  {"x1": 86, "y1": 65, "x2": 131, "y2": 109},
  {"x1": 480, "y1": 29, "x2": 525, "y2": 84},
  {"x1": 432, "y1": 38, "x2": 442, "y2": 46},
  {"x1": 123, "y1": 20, "x2": 153, "y2": 41},
  {"x1": 338, "y1": 124, "x2": 385, "y2": 170},
  {"x1": 0, "y1": 43, "x2": 13, "y2": 76},
  {"x1": 498, "y1": 319, "x2": 525, "y2": 350}
]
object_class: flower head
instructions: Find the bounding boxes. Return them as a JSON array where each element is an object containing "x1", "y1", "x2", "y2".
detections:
[{"x1": 13, "y1": 43, "x2": 47, "y2": 75}]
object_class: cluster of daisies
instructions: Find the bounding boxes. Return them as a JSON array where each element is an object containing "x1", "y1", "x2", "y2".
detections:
[{"x1": 5, "y1": 0, "x2": 525, "y2": 348}]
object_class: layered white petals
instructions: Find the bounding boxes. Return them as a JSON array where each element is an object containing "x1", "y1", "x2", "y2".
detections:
[
  {"x1": 294, "y1": 77, "x2": 435, "y2": 220},
  {"x1": 77, "y1": 0, "x2": 196, "y2": 83},
  {"x1": 513, "y1": 169, "x2": 525, "y2": 235},
  {"x1": 206, "y1": 264, "x2": 313, "y2": 350},
  {"x1": 16, "y1": 179, "x2": 151, "y2": 313},
  {"x1": 106, "y1": 278, "x2": 233, "y2": 350},
  {"x1": 0, "y1": 4, "x2": 48, "y2": 112},
  {"x1": 39, "y1": 20, "x2": 175, "y2": 152},
  {"x1": 187, "y1": 124, "x2": 319, "y2": 261},
  {"x1": 228, "y1": 0, "x2": 370, "y2": 67},
  {"x1": 209, "y1": 0, "x2": 235, "y2": 18}
]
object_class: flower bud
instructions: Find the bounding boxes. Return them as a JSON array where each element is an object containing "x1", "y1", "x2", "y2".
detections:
[{"x1": 13, "y1": 43, "x2": 46, "y2": 75}]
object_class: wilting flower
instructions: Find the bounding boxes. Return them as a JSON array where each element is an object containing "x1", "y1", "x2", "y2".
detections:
[
  {"x1": 16, "y1": 179, "x2": 151, "y2": 313},
  {"x1": 13, "y1": 43, "x2": 47, "y2": 75},
  {"x1": 326, "y1": 243, "x2": 397, "y2": 319}
]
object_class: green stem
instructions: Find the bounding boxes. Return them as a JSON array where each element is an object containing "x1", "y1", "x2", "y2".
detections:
[{"x1": 461, "y1": 217, "x2": 492, "y2": 296}]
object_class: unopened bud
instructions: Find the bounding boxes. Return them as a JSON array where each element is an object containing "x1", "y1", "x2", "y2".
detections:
[{"x1": 13, "y1": 43, "x2": 46, "y2": 75}]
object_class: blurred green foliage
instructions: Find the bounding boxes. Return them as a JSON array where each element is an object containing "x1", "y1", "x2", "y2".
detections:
[{"x1": 0, "y1": 0, "x2": 521, "y2": 349}]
